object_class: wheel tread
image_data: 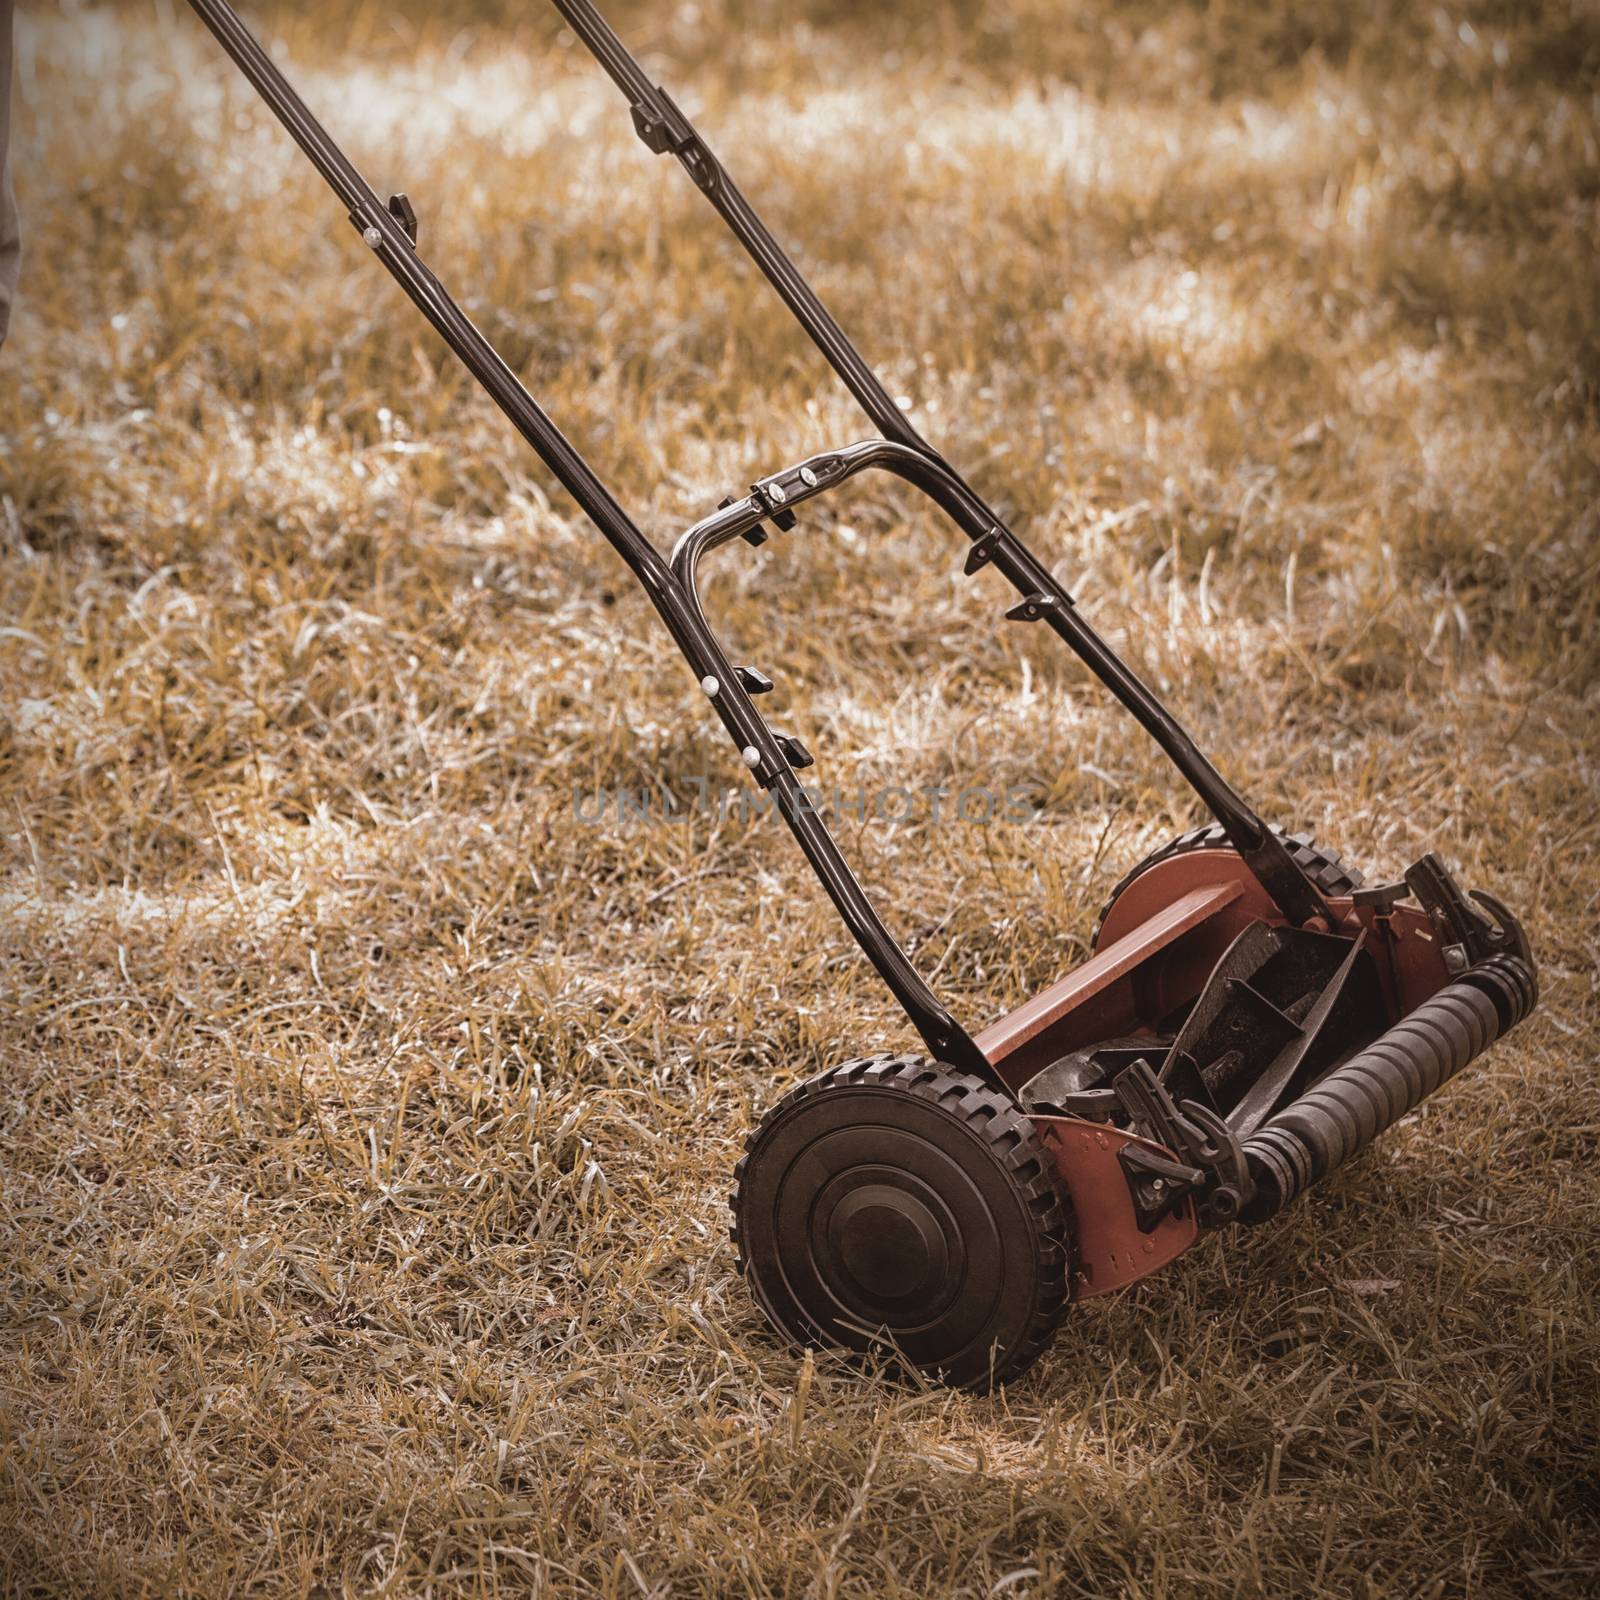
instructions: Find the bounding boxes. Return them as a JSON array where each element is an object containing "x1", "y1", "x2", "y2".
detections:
[
  {"x1": 730, "y1": 1055, "x2": 1075, "y2": 1389},
  {"x1": 1091, "y1": 823, "x2": 1364, "y2": 947}
]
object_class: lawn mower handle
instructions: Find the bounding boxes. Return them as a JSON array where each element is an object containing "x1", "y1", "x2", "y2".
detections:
[{"x1": 183, "y1": 0, "x2": 1330, "y2": 1083}]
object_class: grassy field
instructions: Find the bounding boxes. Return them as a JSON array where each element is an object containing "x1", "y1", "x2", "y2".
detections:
[{"x1": 3, "y1": 0, "x2": 1599, "y2": 1594}]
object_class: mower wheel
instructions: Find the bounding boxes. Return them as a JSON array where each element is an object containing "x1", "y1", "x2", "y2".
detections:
[
  {"x1": 1091, "y1": 822, "x2": 1364, "y2": 950},
  {"x1": 731, "y1": 1054, "x2": 1074, "y2": 1390}
]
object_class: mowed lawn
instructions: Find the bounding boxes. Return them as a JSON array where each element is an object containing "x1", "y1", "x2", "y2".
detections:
[{"x1": 2, "y1": 1, "x2": 1597, "y2": 1594}]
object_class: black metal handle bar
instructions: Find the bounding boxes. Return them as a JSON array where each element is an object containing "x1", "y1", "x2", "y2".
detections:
[
  {"x1": 181, "y1": 0, "x2": 1336, "y2": 1092},
  {"x1": 664, "y1": 436, "x2": 1329, "y2": 927},
  {"x1": 182, "y1": 0, "x2": 998, "y2": 1083},
  {"x1": 550, "y1": 0, "x2": 1331, "y2": 931}
]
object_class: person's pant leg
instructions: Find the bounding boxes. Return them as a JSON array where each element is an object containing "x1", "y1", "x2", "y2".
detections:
[{"x1": 0, "y1": 1, "x2": 19, "y2": 349}]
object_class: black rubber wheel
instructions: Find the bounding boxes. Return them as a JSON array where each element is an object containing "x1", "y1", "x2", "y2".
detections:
[
  {"x1": 731, "y1": 1054, "x2": 1074, "y2": 1390},
  {"x1": 1090, "y1": 822, "x2": 1365, "y2": 949}
]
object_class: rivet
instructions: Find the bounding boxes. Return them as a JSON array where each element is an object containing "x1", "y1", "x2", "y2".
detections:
[
  {"x1": 362, "y1": 226, "x2": 383, "y2": 248},
  {"x1": 799, "y1": 466, "x2": 818, "y2": 487},
  {"x1": 741, "y1": 746, "x2": 761, "y2": 768},
  {"x1": 700, "y1": 675, "x2": 720, "y2": 696},
  {"x1": 767, "y1": 482, "x2": 787, "y2": 504}
]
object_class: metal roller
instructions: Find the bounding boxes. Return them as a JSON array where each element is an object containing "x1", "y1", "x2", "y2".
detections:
[{"x1": 1242, "y1": 957, "x2": 1537, "y2": 1220}]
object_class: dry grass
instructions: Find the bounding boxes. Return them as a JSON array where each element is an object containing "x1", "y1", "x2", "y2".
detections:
[{"x1": 3, "y1": 0, "x2": 1599, "y2": 1594}]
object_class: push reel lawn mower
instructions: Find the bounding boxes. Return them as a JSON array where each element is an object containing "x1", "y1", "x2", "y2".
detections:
[{"x1": 184, "y1": 0, "x2": 1538, "y2": 1389}]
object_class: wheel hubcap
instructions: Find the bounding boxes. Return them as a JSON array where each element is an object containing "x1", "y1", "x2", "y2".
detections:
[
  {"x1": 781, "y1": 1125, "x2": 993, "y2": 1348},
  {"x1": 818, "y1": 1173, "x2": 957, "y2": 1312}
]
